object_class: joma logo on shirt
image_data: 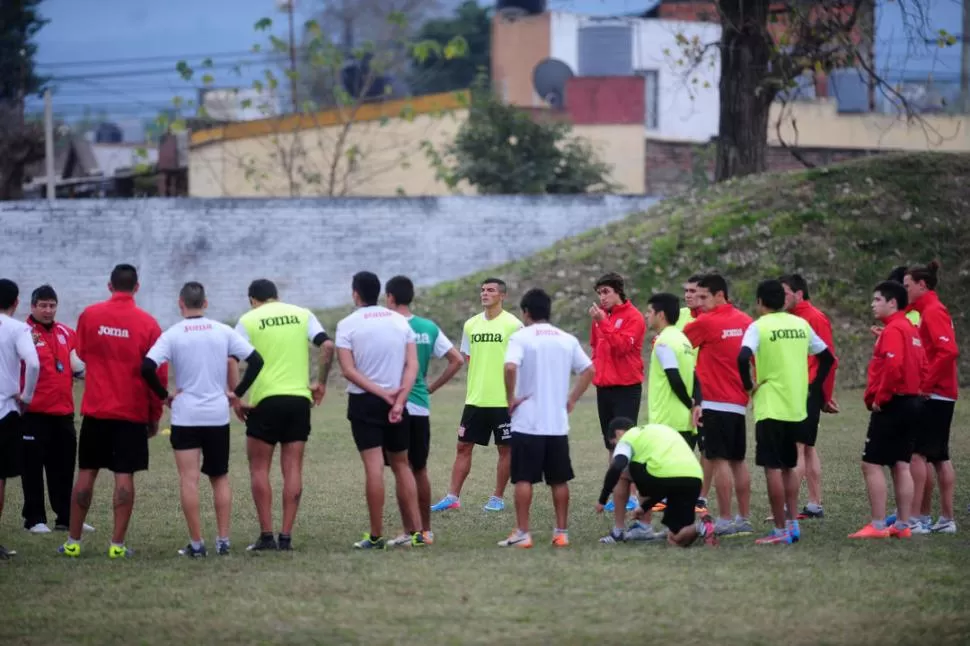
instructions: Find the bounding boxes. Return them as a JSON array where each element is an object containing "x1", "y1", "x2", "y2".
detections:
[
  {"x1": 768, "y1": 329, "x2": 807, "y2": 342},
  {"x1": 471, "y1": 332, "x2": 503, "y2": 343},
  {"x1": 721, "y1": 328, "x2": 744, "y2": 339},
  {"x1": 258, "y1": 315, "x2": 300, "y2": 330},
  {"x1": 97, "y1": 325, "x2": 130, "y2": 338}
]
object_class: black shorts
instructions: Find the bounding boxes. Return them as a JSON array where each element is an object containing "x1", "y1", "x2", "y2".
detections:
[
  {"x1": 509, "y1": 432, "x2": 574, "y2": 485},
  {"x1": 170, "y1": 425, "x2": 231, "y2": 477},
  {"x1": 797, "y1": 389, "x2": 824, "y2": 447},
  {"x1": 700, "y1": 409, "x2": 746, "y2": 461},
  {"x1": 458, "y1": 405, "x2": 511, "y2": 446},
  {"x1": 78, "y1": 417, "x2": 150, "y2": 474},
  {"x1": 913, "y1": 399, "x2": 955, "y2": 463},
  {"x1": 863, "y1": 396, "x2": 921, "y2": 466},
  {"x1": 596, "y1": 384, "x2": 642, "y2": 448},
  {"x1": 0, "y1": 412, "x2": 23, "y2": 480},
  {"x1": 679, "y1": 431, "x2": 698, "y2": 451},
  {"x1": 348, "y1": 393, "x2": 409, "y2": 454},
  {"x1": 246, "y1": 395, "x2": 311, "y2": 445},
  {"x1": 755, "y1": 418, "x2": 801, "y2": 470},
  {"x1": 383, "y1": 414, "x2": 431, "y2": 470},
  {"x1": 628, "y1": 462, "x2": 701, "y2": 534}
]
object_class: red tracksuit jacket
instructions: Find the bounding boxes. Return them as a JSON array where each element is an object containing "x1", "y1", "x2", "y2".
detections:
[
  {"x1": 589, "y1": 299, "x2": 645, "y2": 387},
  {"x1": 22, "y1": 317, "x2": 77, "y2": 416},
  {"x1": 864, "y1": 312, "x2": 926, "y2": 410},
  {"x1": 790, "y1": 300, "x2": 838, "y2": 403},
  {"x1": 910, "y1": 291, "x2": 960, "y2": 400},
  {"x1": 76, "y1": 292, "x2": 167, "y2": 424},
  {"x1": 684, "y1": 304, "x2": 753, "y2": 407}
]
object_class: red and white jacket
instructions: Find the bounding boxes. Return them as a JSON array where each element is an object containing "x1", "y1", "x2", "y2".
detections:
[
  {"x1": 21, "y1": 317, "x2": 79, "y2": 416},
  {"x1": 910, "y1": 291, "x2": 960, "y2": 400},
  {"x1": 864, "y1": 312, "x2": 926, "y2": 410}
]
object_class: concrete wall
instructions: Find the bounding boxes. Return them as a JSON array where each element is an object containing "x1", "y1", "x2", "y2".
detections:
[{"x1": 0, "y1": 195, "x2": 659, "y2": 329}]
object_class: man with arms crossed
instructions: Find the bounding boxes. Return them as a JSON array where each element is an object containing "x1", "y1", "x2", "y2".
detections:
[
  {"x1": 737, "y1": 280, "x2": 834, "y2": 545},
  {"x1": 142, "y1": 282, "x2": 265, "y2": 557},
  {"x1": 432, "y1": 278, "x2": 522, "y2": 513},
  {"x1": 0, "y1": 279, "x2": 41, "y2": 559},
  {"x1": 336, "y1": 271, "x2": 422, "y2": 550},
  {"x1": 499, "y1": 288, "x2": 594, "y2": 548},
  {"x1": 384, "y1": 276, "x2": 463, "y2": 546},
  {"x1": 234, "y1": 279, "x2": 333, "y2": 552},
  {"x1": 59, "y1": 264, "x2": 167, "y2": 559}
]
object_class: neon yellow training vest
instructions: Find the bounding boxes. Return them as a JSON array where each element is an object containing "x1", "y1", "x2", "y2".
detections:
[
  {"x1": 752, "y1": 312, "x2": 812, "y2": 423},
  {"x1": 620, "y1": 423, "x2": 703, "y2": 479},
  {"x1": 238, "y1": 301, "x2": 314, "y2": 406},
  {"x1": 648, "y1": 326, "x2": 696, "y2": 432}
]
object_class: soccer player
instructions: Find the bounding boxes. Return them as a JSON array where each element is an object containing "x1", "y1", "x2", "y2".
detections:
[
  {"x1": 383, "y1": 276, "x2": 464, "y2": 546},
  {"x1": 21, "y1": 284, "x2": 91, "y2": 535},
  {"x1": 684, "y1": 273, "x2": 754, "y2": 536},
  {"x1": 499, "y1": 288, "x2": 594, "y2": 548},
  {"x1": 0, "y1": 279, "x2": 41, "y2": 559},
  {"x1": 234, "y1": 279, "x2": 333, "y2": 552},
  {"x1": 431, "y1": 278, "x2": 522, "y2": 513},
  {"x1": 335, "y1": 271, "x2": 421, "y2": 550},
  {"x1": 780, "y1": 274, "x2": 839, "y2": 520},
  {"x1": 587, "y1": 272, "x2": 645, "y2": 512},
  {"x1": 737, "y1": 279, "x2": 834, "y2": 545},
  {"x1": 904, "y1": 261, "x2": 960, "y2": 534},
  {"x1": 596, "y1": 420, "x2": 717, "y2": 548},
  {"x1": 674, "y1": 274, "x2": 705, "y2": 331},
  {"x1": 849, "y1": 281, "x2": 923, "y2": 539},
  {"x1": 887, "y1": 266, "x2": 921, "y2": 327},
  {"x1": 59, "y1": 264, "x2": 167, "y2": 559},
  {"x1": 141, "y1": 282, "x2": 265, "y2": 557}
]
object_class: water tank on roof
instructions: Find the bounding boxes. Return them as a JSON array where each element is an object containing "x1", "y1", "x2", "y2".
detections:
[
  {"x1": 95, "y1": 122, "x2": 123, "y2": 143},
  {"x1": 578, "y1": 21, "x2": 633, "y2": 77},
  {"x1": 496, "y1": 0, "x2": 546, "y2": 20}
]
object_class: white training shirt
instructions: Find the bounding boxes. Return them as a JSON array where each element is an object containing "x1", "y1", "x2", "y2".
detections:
[
  {"x1": 145, "y1": 316, "x2": 255, "y2": 427},
  {"x1": 0, "y1": 313, "x2": 40, "y2": 420},
  {"x1": 335, "y1": 306, "x2": 416, "y2": 395},
  {"x1": 504, "y1": 323, "x2": 592, "y2": 436}
]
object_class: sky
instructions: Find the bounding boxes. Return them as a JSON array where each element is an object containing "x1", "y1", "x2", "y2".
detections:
[{"x1": 29, "y1": 0, "x2": 965, "y2": 139}]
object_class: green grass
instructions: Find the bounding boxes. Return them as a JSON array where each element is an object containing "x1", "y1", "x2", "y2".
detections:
[{"x1": 1, "y1": 385, "x2": 969, "y2": 645}]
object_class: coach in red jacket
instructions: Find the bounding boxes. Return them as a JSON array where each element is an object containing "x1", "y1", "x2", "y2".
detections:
[
  {"x1": 58, "y1": 264, "x2": 167, "y2": 559},
  {"x1": 904, "y1": 260, "x2": 960, "y2": 532},
  {"x1": 20, "y1": 285, "x2": 90, "y2": 534}
]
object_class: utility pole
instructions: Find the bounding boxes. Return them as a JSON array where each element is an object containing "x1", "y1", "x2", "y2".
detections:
[
  {"x1": 44, "y1": 89, "x2": 54, "y2": 202},
  {"x1": 286, "y1": 0, "x2": 298, "y2": 112},
  {"x1": 961, "y1": 0, "x2": 969, "y2": 113}
]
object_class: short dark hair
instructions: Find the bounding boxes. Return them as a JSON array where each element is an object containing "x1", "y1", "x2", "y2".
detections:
[
  {"x1": 110, "y1": 264, "x2": 139, "y2": 292},
  {"x1": 697, "y1": 273, "x2": 729, "y2": 300},
  {"x1": 482, "y1": 277, "x2": 507, "y2": 294},
  {"x1": 756, "y1": 279, "x2": 786, "y2": 312},
  {"x1": 520, "y1": 288, "x2": 552, "y2": 321},
  {"x1": 595, "y1": 272, "x2": 626, "y2": 301},
  {"x1": 0, "y1": 279, "x2": 18, "y2": 310},
  {"x1": 686, "y1": 273, "x2": 706, "y2": 285},
  {"x1": 31, "y1": 284, "x2": 58, "y2": 305},
  {"x1": 385, "y1": 275, "x2": 414, "y2": 306},
  {"x1": 179, "y1": 281, "x2": 206, "y2": 309},
  {"x1": 353, "y1": 271, "x2": 381, "y2": 306},
  {"x1": 647, "y1": 293, "x2": 680, "y2": 325},
  {"x1": 875, "y1": 280, "x2": 908, "y2": 311},
  {"x1": 248, "y1": 279, "x2": 278, "y2": 302},
  {"x1": 886, "y1": 265, "x2": 908, "y2": 283},
  {"x1": 607, "y1": 416, "x2": 635, "y2": 438},
  {"x1": 779, "y1": 273, "x2": 810, "y2": 301},
  {"x1": 906, "y1": 260, "x2": 941, "y2": 290}
]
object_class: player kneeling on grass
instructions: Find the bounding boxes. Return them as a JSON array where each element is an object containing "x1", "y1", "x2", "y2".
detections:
[
  {"x1": 596, "y1": 420, "x2": 717, "y2": 548},
  {"x1": 498, "y1": 289, "x2": 594, "y2": 549}
]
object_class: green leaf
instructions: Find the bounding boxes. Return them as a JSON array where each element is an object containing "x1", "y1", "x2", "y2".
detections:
[
  {"x1": 400, "y1": 105, "x2": 415, "y2": 122},
  {"x1": 201, "y1": 74, "x2": 215, "y2": 86},
  {"x1": 252, "y1": 79, "x2": 264, "y2": 92},
  {"x1": 176, "y1": 61, "x2": 193, "y2": 81},
  {"x1": 201, "y1": 58, "x2": 213, "y2": 68},
  {"x1": 251, "y1": 44, "x2": 261, "y2": 53},
  {"x1": 444, "y1": 35, "x2": 469, "y2": 60},
  {"x1": 240, "y1": 99, "x2": 253, "y2": 109},
  {"x1": 172, "y1": 96, "x2": 184, "y2": 108},
  {"x1": 270, "y1": 35, "x2": 288, "y2": 52},
  {"x1": 254, "y1": 17, "x2": 272, "y2": 31},
  {"x1": 135, "y1": 146, "x2": 148, "y2": 160},
  {"x1": 304, "y1": 19, "x2": 320, "y2": 34},
  {"x1": 171, "y1": 119, "x2": 187, "y2": 133},
  {"x1": 386, "y1": 11, "x2": 407, "y2": 28}
]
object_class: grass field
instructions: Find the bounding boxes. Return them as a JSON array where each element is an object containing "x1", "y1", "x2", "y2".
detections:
[{"x1": 1, "y1": 384, "x2": 968, "y2": 646}]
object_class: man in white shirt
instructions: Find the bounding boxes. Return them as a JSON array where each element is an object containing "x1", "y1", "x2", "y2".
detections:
[
  {"x1": 0, "y1": 279, "x2": 41, "y2": 559},
  {"x1": 499, "y1": 288, "x2": 595, "y2": 549},
  {"x1": 335, "y1": 271, "x2": 420, "y2": 550},
  {"x1": 141, "y1": 282, "x2": 265, "y2": 557}
]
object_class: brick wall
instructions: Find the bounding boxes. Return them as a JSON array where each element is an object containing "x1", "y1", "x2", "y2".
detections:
[
  {"x1": 644, "y1": 138, "x2": 880, "y2": 196},
  {"x1": 0, "y1": 195, "x2": 658, "y2": 329}
]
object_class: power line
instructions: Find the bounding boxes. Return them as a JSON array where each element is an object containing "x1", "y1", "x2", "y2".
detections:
[{"x1": 35, "y1": 49, "x2": 277, "y2": 69}]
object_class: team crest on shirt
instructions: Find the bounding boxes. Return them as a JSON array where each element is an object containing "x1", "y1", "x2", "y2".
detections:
[
  {"x1": 458, "y1": 424, "x2": 466, "y2": 437},
  {"x1": 31, "y1": 332, "x2": 43, "y2": 345},
  {"x1": 57, "y1": 334, "x2": 67, "y2": 344},
  {"x1": 614, "y1": 319, "x2": 624, "y2": 328}
]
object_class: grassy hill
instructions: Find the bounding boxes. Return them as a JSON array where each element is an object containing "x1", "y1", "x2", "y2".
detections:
[{"x1": 319, "y1": 152, "x2": 970, "y2": 387}]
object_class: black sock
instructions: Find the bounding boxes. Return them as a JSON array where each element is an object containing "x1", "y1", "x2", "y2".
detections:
[
  {"x1": 370, "y1": 535, "x2": 382, "y2": 542},
  {"x1": 261, "y1": 531, "x2": 274, "y2": 540},
  {"x1": 279, "y1": 533, "x2": 291, "y2": 541}
]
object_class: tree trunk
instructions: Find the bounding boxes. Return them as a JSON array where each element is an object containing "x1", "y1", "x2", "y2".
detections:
[{"x1": 715, "y1": 0, "x2": 775, "y2": 182}]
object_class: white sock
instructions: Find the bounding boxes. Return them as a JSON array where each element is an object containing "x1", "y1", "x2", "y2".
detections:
[
  {"x1": 190, "y1": 540, "x2": 203, "y2": 550},
  {"x1": 554, "y1": 528, "x2": 567, "y2": 536},
  {"x1": 110, "y1": 541, "x2": 124, "y2": 549},
  {"x1": 66, "y1": 537, "x2": 80, "y2": 546},
  {"x1": 217, "y1": 536, "x2": 230, "y2": 545}
]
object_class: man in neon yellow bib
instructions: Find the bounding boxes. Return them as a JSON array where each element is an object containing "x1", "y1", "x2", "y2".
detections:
[{"x1": 737, "y1": 280, "x2": 834, "y2": 546}]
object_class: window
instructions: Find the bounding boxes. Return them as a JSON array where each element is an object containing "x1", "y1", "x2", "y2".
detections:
[{"x1": 636, "y1": 69, "x2": 659, "y2": 130}]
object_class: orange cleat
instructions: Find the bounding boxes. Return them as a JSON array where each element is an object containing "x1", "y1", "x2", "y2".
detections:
[
  {"x1": 551, "y1": 533, "x2": 569, "y2": 548},
  {"x1": 651, "y1": 502, "x2": 667, "y2": 512},
  {"x1": 848, "y1": 523, "x2": 891, "y2": 539},
  {"x1": 889, "y1": 524, "x2": 912, "y2": 539}
]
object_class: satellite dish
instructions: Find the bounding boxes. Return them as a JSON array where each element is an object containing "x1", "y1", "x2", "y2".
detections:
[
  {"x1": 496, "y1": 0, "x2": 546, "y2": 22},
  {"x1": 533, "y1": 58, "x2": 574, "y2": 109}
]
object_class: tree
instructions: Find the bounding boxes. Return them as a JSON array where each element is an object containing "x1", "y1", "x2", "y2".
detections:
[
  {"x1": 422, "y1": 87, "x2": 618, "y2": 194},
  {"x1": 409, "y1": 1, "x2": 491, "y2": 95},
  {"x1": 670, "y1": 0, "x2": 959, "y2": 182},
  {"x1": 0, "y1": 0, "x2": 48, "y2": 200}
]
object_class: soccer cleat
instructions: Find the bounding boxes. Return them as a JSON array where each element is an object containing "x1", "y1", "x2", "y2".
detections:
[
  {"x1": 58, "y1": 542, "x2": 80, "y2": 558},
  {"x1": 483, "y1": 496, "x2": 505, "y2": 512},
  {"x1": 430, "y1": 495, "x2": 460, "y2": 512},
  {"x1": 353, "y1": 534, "x2": 387, "y2": 550},
  {"x1": 246, "y1": 534, "x2": 279, "y2": 552},
  {"x1": 277, "y1": 534, "x2": 292, "y2": 551},
  {"x1": 733, "y1": 519, "x2": 755, "y2": 536},
  {"x1": 787, "y1": 521, "x2": 801, "y2": 543},
  {"x1": 603, "y1": 499, "x2": 616, "y2": 512},
  {"x1": 27, "y1": 523, "x2": 52, "y2": 534},
  {"x1": 216, "y1": 541, "x2": 231, "y2": 556},
  {"x1": 910, "y1": 520, "x2": 932, "y2": 535},
  {"x1": 178, "y1": 543, "x2": 207, "y2": 558},
  {"x1": 626, "y1": 497, "x2": 638, "y2": 511},
  {"x1": 714, "y1": 519, "x2": 739, "y2": 537},
  {"x1": 599, "y1": 528, "x2": 625, "y2": 544},
  {"x1": 625, "y1": 521, "x2": 664, "y2": 542},
  {"x1": 930, "y1": 518, "x2": 957, "y2": 534},
  {"x1": 409, "y1": 532, "x2": 427, "y2": 547},
  {"x1": 695, "y1": 498, "x2": 709, "y2": 514},
  {"x1": 108, "y1": 544, "x2": 133, "y2": 559},
  {"x1": 755, "y1": 530, "x2": 793, "y2": 545},
  {"x1": 700, "y1": 515, "x2": 719, "y2": 547},
  {"x1": 651, "y1": 501, "x2": 667, "y2": 512},
  {"x1": 889, "y1": 524, "x2": 912, "y2": 539},
  {"x1": 798, "y1": 506, "x2": 825, "y2": 520},
  {"x1": 848, "y1": 524, "x2": 891, "y2": 539},
  {"x1": 498, "y1": 531, "x2": 533, "y2": 548},
  {"x1": 885, "y1": 513, "x2": 897, "y2": 526},
  {"x1": 552, "y1": 533, "x2": 569, "y2": 548},
  {"x1": 421, "y1": 530, "x2": 435, "y2": 545},
  {"x1": 0, "y1": 545, "x2": 15, "y2": 559},
  {"x1": 388, "y1": 534, "x2": 413, "y2": 547}
]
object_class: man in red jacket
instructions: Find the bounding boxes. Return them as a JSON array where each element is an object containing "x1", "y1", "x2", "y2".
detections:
[
  {"x1": 780, "y1": 274, "x2": 839, "y2": 520},
  {"x1": 20, "y1": 285, "x2": 93, "y2": 535},
  {"x1": 850, "y1": 281, "x2": 924, "y2": 539},
  {"x1": 58, "y1": 264, "x2": 167, "y2": 559},
  {"x1": 589, "y1": 273, "x2": 645, "y2": 513},
  {"x1": 904, "y1": 260, "x2": 960, "y2": 534}
]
